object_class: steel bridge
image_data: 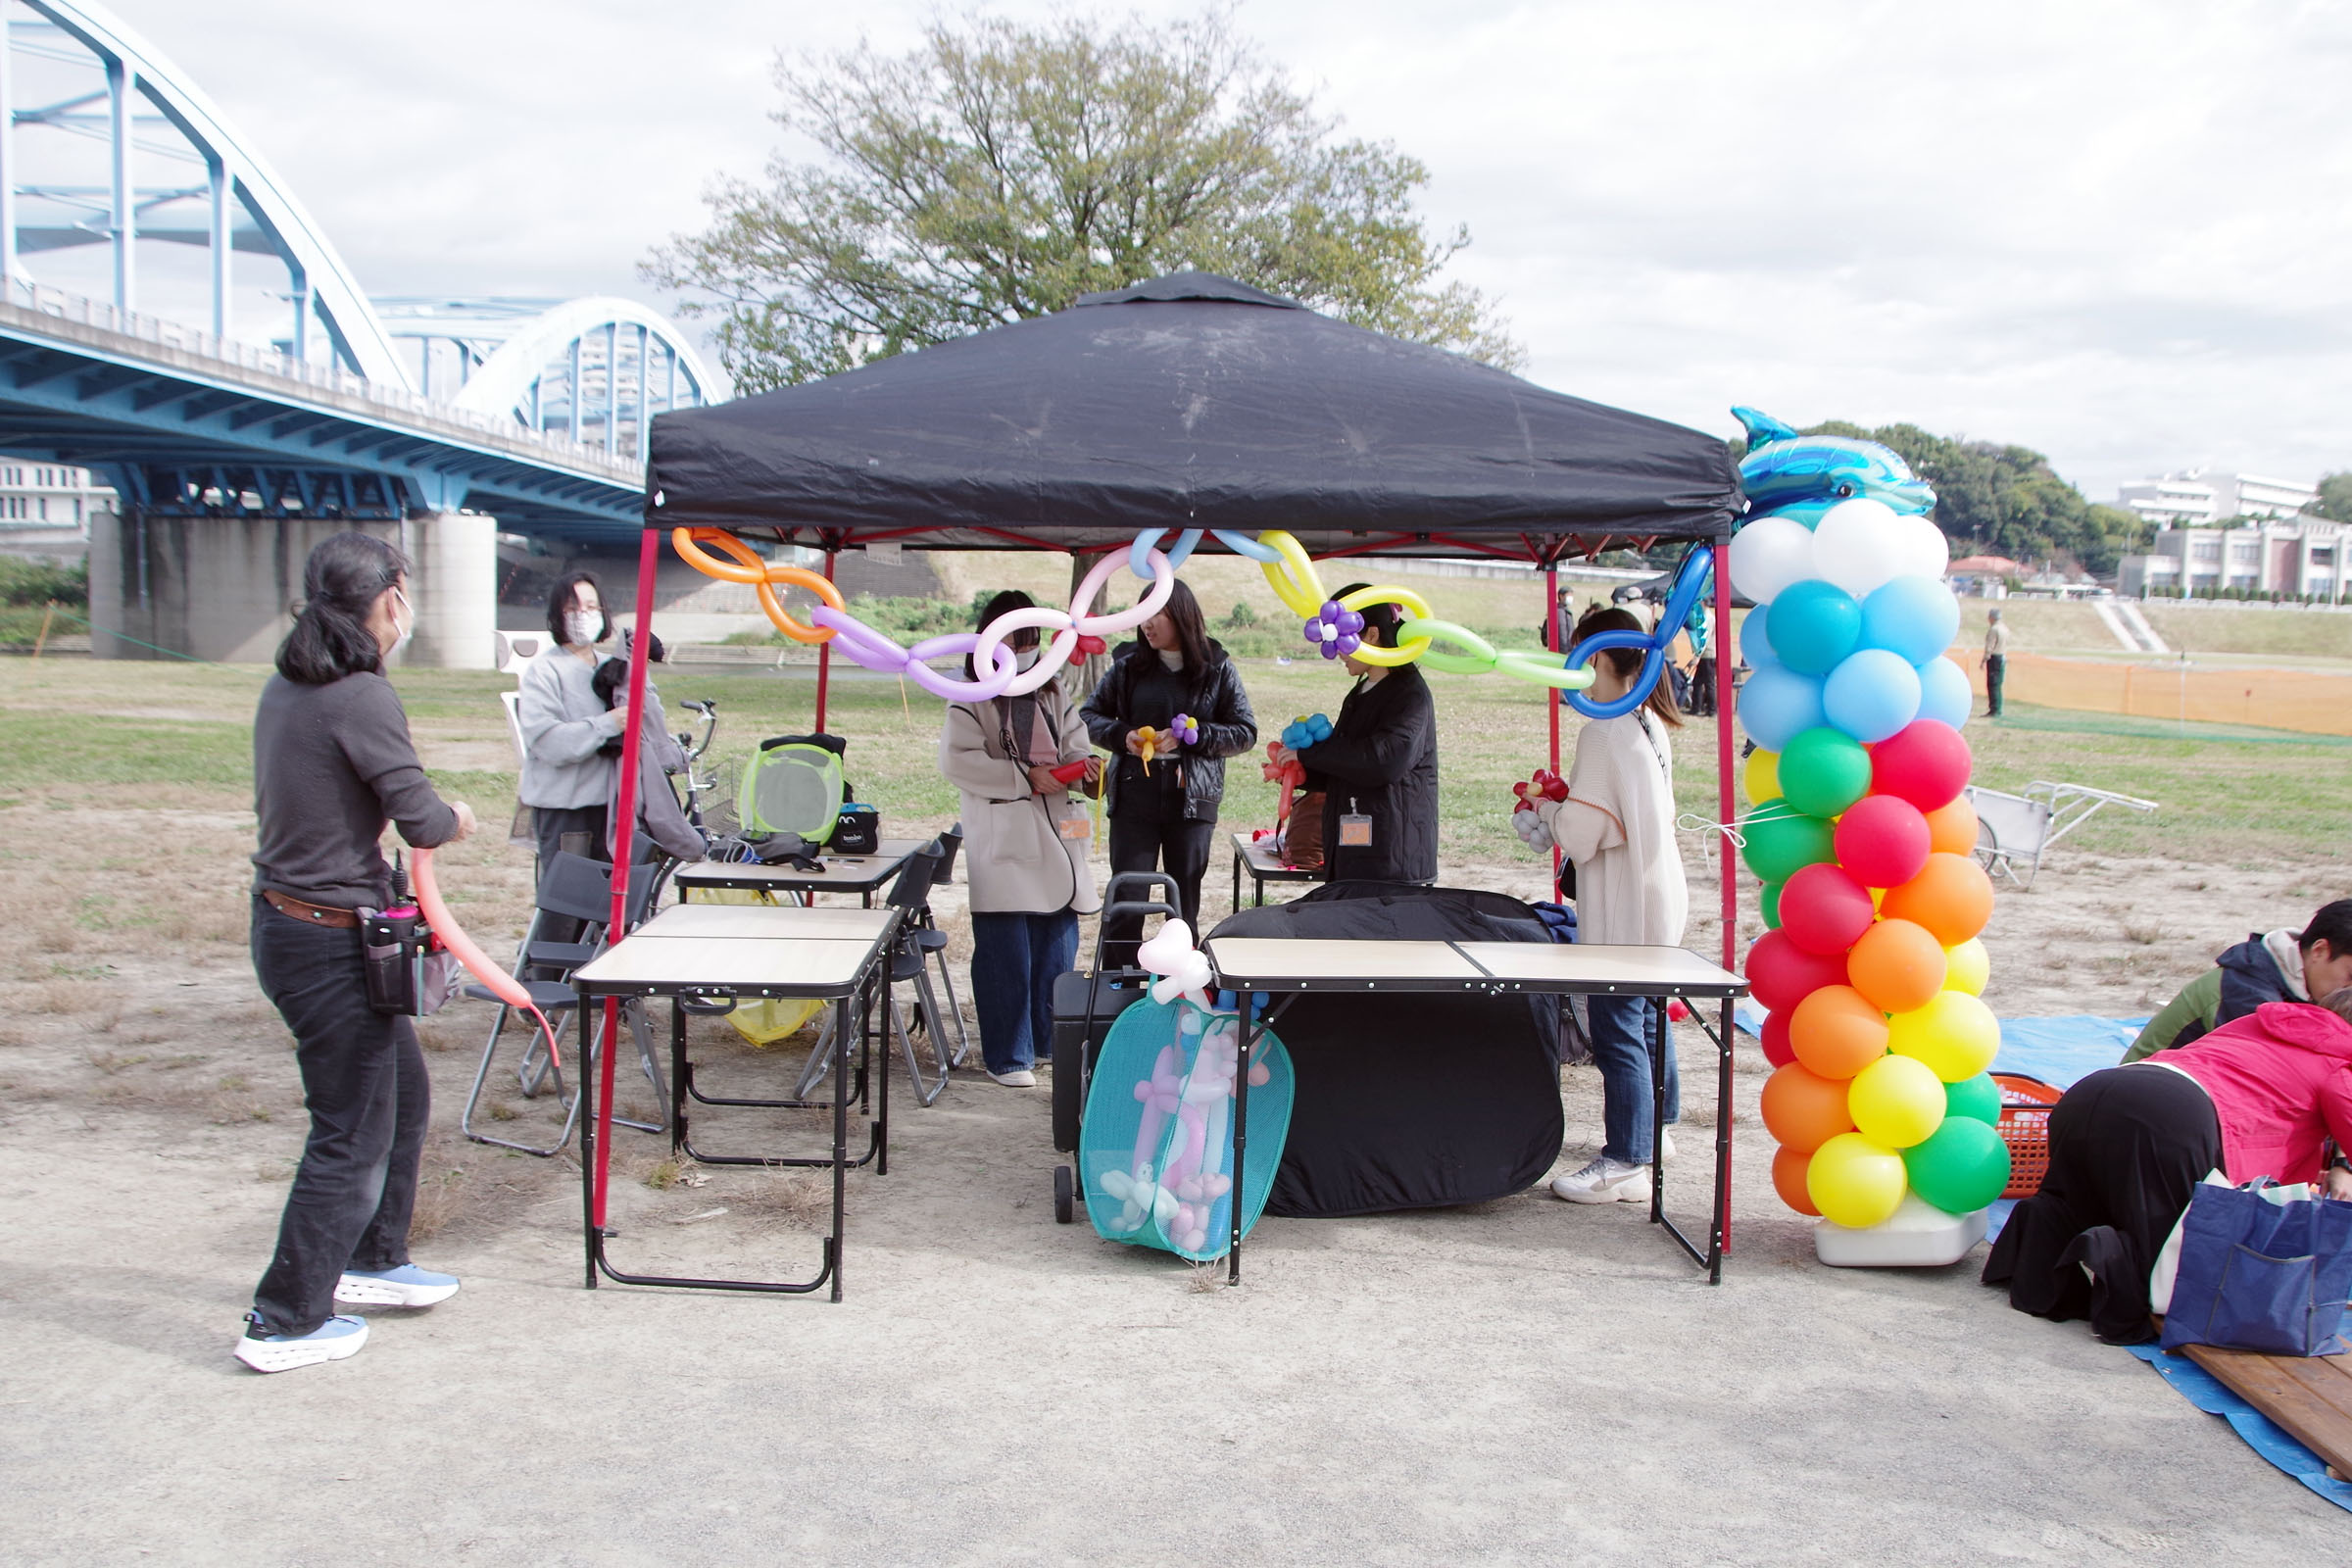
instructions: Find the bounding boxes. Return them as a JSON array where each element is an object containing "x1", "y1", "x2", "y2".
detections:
[{"x1": 0, "y1": 0, "x2": 721, "y2": 551}]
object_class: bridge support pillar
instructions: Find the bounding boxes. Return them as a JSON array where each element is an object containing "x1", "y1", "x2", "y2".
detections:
[
  {"x1": 400, "y1": 510, "x2": 496, "y2": 669},
  {"x1": 89, "y1": 509, "x2": 497, "y2": 667}
]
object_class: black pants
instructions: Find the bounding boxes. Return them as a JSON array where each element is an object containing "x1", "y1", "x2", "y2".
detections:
[
  {"x1": 530, "y1": 803, "x2": 609, "y2": 951},
  {"x1": 1984, "y1": 655, "x2": 2006, "y2": 716},
  {"x1": 1688, "y1": 658, "x2": 1716, "y2": 717},
  {"x1": 250, "y1": 898, "x2": 428, "y2": 1336},
  {"x1": 1982, "y1": 1064, "x2": 2221, "y2": 1344},
  {"x1": 1102, "y1": 811, "x2": 1217, "y2": 970}
]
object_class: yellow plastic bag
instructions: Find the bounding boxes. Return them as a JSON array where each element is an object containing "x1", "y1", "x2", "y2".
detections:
[{"x1": 689, "y1": 887, "x2": 827, "y2": 1047}]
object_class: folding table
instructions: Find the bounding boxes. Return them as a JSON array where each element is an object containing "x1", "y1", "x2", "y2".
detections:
[
  {"x1": 1228, "y1": 831, "x2": 1322, "y2": 912},
  {"x1": 672, "y1": 837, "x2": 930, "y2": 907},
  {"x1": 571, "y1": 903, "x2": 901, "y2": 1299},
  {"x1": 1201, "y1": 937, "x2": 1747, "y2": 1284}
]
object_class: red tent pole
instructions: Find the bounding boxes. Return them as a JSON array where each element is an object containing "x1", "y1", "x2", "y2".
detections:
[
  {"x1": 814, "y1": 547, "x2": 837, "y2": 732},
  {"x1": 592, "y1": 526, "x2": 661, "y2": 1240},
  {"x1": 1713, "y1": 536, "x2": 1737, "y2": 1251},
  {"x1": 1545, "y1": 564, "x2": 1562, "y2": 880}
]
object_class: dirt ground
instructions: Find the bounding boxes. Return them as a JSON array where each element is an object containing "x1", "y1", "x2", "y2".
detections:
[{"x1": 2, "y1": 796, "x2": 2348, "y2": 1560}]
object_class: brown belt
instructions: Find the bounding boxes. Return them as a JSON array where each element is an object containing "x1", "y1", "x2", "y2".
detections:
[{"x1": 262, "y1": 890, "x2": 361, "y2": 929}]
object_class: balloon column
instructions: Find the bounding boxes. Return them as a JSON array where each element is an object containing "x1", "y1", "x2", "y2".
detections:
[{"x1": 1730, "y1": 412, "x2": 2012, "y2": 1253}]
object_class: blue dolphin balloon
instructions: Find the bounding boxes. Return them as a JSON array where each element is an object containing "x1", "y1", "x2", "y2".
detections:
[{"x1": 1733, "y1": 407, "x2": 1936, "y2": 516}]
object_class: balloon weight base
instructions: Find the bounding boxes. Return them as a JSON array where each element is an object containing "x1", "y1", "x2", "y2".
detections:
[{"x1": 1814, "y1": 1194, "x2": 1987, "y2": 1268}]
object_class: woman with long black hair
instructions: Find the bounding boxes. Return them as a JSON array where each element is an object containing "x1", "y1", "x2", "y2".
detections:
[
  {"x1": 940, "y1": 592, "x2": 1103, "y2": 1086},
  {"x1": 240, "y1": 531, "x2": 475, "y2": 1372},
  {"x1": 1082, "y1": 579, "x2": 1256, "y2": 968}
]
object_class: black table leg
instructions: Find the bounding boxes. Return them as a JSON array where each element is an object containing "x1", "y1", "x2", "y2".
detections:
[
  {"x1": 579, "y1": 999, "x2": 598, "y2": 1289},
  {"x1": 1714, "y1": 998, "x2": 1735, "y2": 1281},
  {"x1": 1229, "y1": 1005, "x2": 1253, "y2": 1285},
  {"x1": 831, "y1": 991, "x2": 850, "y2": 1302},
  {"x1": 874, "y1": 969, "x2": 890, "y2": 1177},
  {"x1": 1648, "y1": 996, "x2": 1667, "y2": 1225},
  {"x1": 670, "y1": 998, "x2": 688, "y2": 1155}
]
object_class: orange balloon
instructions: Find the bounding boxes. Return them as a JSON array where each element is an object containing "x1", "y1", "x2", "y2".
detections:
[
  {"x1": 1880, "y1": 852, "x2": 1995, "y2": 947},
  {"x1": 1788, "y1": 984, "x2": 1892, "y2": 1080},
  {"x1": 1761, "y1": 1061, "x2": 1859, "y2": 1153},
  {"x1": 1846, "y1": 918, "x2": 1950, "y2": 1013},
  {"x1": 1773, "y1": 1145, "x2": 1821, "y2": 1216},
  {"x1": 1923, "y1": 797, "x2": 1981, "y2": 858}
]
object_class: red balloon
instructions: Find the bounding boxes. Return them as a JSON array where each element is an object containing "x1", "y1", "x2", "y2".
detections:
[
  {"x1": 1745, "y1": 929, "x2": 1852, "y2": 1013},
  {"x1": 1834, "y1": 794, "x2": 1934, "y2": 888},
  {"x1": 1779, "y1": 862, "x2": 1877, "y2": 956},
  {"x1": 1869, "y1": 720, "x2": 1973, "y2": 812},
  {"x1": 1760, "y1": 1007, "x2": 1795, "y2": 1067}
]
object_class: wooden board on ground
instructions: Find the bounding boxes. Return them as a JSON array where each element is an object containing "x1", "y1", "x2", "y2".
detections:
[{"x1": 2180, "y1": 1343, "x2": 2352, "y2": 1478}]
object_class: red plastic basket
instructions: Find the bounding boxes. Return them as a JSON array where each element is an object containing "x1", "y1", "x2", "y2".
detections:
[{"x1": 1993, "y1": 1072, "x2": 2063, "y2": 1199}]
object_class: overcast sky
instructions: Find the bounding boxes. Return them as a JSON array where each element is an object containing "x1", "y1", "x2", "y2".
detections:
[{"x1": 109, "y1": 0, "x2": 2352, "y2": 498}]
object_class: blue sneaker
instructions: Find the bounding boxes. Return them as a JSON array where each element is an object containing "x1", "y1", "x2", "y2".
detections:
[
  {"x1": 335, "y1": 1264, "x2": 460, "y2": 1308},
  {"x1": 234, "y1": 1313, "x2": 368, "y2": 1373}
]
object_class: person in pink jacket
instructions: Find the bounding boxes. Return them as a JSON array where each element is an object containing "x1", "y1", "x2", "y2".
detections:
[{"x1": 1984, "y1": 990, "x2": 2352, "y2": 1343}]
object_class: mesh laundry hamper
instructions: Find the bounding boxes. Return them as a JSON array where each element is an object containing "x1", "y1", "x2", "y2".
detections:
[
  {"x1": 738, "y1": 735, "x2": 846, "y2": 845},
  {"x1": 1078, "y1": 995, "x2": 1293, "y2": 1262}
]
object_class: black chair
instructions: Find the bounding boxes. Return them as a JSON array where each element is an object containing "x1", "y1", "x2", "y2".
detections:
[
  {"x1": 909, "y1": 825, "x2": 971, "y2": 1070},
  {"x1": 460, "y1": 852, "x2": 664, "y2": 1156}
]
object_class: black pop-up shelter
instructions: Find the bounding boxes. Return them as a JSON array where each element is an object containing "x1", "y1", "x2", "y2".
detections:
[{"x1": 591, "y1": 272, "x2": 1746, "y2": 1246}]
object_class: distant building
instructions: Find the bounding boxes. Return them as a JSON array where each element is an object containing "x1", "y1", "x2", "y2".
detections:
[
  {"x1": 2119, "y1": 516, "x2": 2346, "y2": 599},
  {"x1": 0, "y1": 459, "x2": 114, "y2": 555},
  {"x1": 2116, "y1": 468, "x2": 2317, "y2": 527}
]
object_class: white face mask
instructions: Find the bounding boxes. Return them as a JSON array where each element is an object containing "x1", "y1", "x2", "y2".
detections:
[
  {"x1": 1015, "y1": 645, "x2": 1042, "y2": 672},
  {"x1": 565, "y1": 610, "x2": 602, "y2": 646},
  {"x1": 386, "y1": 586, "x2": 414, "y2": 660}
]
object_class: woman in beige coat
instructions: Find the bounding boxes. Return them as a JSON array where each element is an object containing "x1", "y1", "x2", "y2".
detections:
[{"x1": 940, "y1": 592, "x2": 1104, "y2": 1087}]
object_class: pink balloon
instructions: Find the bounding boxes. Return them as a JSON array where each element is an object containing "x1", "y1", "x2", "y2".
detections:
[{"x1": 413, "y1": 845, "x2": 563, "y2": 1073}]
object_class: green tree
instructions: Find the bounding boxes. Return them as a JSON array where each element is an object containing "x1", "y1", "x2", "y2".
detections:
[
  {"x1": 2307, "y1": 472, "x2": 2352, "y2": 522},
  {"x1": 644, "y1": 10, "x2": 1521, "y2": 392}
]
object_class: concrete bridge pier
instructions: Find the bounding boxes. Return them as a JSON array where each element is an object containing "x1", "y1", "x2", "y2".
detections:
[{"x1": 90, "y1": 510, "x2": 499, "y2": 669}]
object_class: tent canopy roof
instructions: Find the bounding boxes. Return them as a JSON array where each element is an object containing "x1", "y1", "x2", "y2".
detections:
[{"x1": 646, "y1": 272, "x2": 1741, "y2": 563}]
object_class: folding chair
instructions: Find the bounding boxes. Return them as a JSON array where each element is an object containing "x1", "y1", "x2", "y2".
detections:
[
  {"x1": 909, "y1": 824, "x2": 972, "y2": 1070},
  {"x1": 1966, "y1": 779, "x2": 2159, "y2": 890},
  {"x1": 788, "y1": 840, "x2": 959, "y2": 1104},
  {"x1": 460, "y1": 852, "x2": 665, "y2": 1155}
]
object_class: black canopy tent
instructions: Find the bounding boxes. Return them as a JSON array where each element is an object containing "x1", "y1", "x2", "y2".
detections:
[{"x1": 589, "y1": 273, "x2": 1748, "y2": 1272}]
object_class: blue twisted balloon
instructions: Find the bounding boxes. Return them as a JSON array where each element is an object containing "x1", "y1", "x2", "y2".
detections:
[
  {"x1": 1561, "y1": 546, "x2": 1715, "y2": 719},
  {"x1": 1128, "y1": 527, "x2": 1281, "y2": 577}
]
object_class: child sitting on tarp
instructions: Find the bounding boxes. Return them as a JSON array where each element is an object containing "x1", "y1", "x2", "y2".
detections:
[{"x1": 2124, "y1": 900, "x2": 2352, "y2": 1061}]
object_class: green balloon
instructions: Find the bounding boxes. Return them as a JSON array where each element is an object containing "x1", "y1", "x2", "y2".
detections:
[
  {"x1": 1760, "y1": 879, "x2": 1786, "y2": 930},
  {"x1": 1740, "y1": 800, "x2": 1837, "y2": 884},
  {"x1": 1902, "y1": 1115, "x2": 2012, "y2": 1213},
  {"x1": 1777, "y1": 726, "x2": 1874, "y2": 818},
  {"x1": 1944, "y1": 1072, "x2": 2002, "y2": 1127}
]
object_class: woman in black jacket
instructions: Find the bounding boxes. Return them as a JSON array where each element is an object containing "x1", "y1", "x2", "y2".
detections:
[
  {"x1": 1282, "y1": 587, "x2": 1440, "y2": 884},
  {"x1": 1082, "y1": 580, "x2": 1256, "y2": 966}
]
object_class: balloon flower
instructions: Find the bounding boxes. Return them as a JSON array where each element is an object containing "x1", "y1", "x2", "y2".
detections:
[
  {"x1": 1732, "y1": 411, "x2": 2009, "y2": 1252},
  {"x1": 1303, "y1": 600, "x2": 1366, "y2": 659},
  {"x1": 1280, "y1": 713, "x2": 1333, "y2": 752},
  {"x1": 1262, "y1": 740, "x2": 1304, "y2": 791}
]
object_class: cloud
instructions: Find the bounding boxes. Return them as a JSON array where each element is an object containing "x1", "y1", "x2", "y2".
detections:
[{"x1": 93, "y1": 0, "x2": 2352, "y2": 495}]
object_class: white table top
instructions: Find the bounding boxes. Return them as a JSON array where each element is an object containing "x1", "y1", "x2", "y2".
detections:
[
  {"x1": 573, "y1": 932, "x2": 882, "y2": 997},
  {"x1": 1230, "y1": 832, "x2": 1321, "y2": 878},
  {"x1": 672, "y1": 838, "x2": 929, "y2": 894},
  {"x1": 632, "y1": 905, "x2": 898, "y2": 942},
  {"x1": 1202, "y1": 936, "x2": 1746, "y2": 996}
]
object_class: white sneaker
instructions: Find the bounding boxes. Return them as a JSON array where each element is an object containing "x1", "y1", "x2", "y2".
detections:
[
  {"x1": 335, "y1": 1264, "x2": 460, "y2": 1308},
  {"x1": 987, "y1": 1068, "x2": 1036, "y2": 1088},
  {"x1": 1660, "y1": 1130, "x2": 1678, "y2": 1163},
  {"x1": 233, "y1": 1313, "x2": 368, "y2": 1373},
  {"x1": 1550, "y1": 1155, "x2": 1652, "y2": 1204}
]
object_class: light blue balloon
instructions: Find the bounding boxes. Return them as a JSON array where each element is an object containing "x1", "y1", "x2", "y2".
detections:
[
  {"x1": 1766, "y1": 579, "x2": 1862, "y2": 676},
  {"x1": 1738, "y1": 663, "x2": 1826, "y2": 752},
  {"x1": 1823, "y1": 648, "x2": 1922, "y2": 743},
  {"x1": 1916, "y1": 655, "x2": 1972, "y2": 729},
  {"x1": 1740, "y1": 603, "x2": 1779, "y2": 668},
  {"x1": 1860, "y1": 575, "x2": 1962, "y2": 665}
]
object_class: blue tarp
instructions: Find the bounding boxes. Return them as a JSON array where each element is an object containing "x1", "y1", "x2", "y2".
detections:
[{"x1": 2125, "y1": 1343, "x2": 2352, "y2": 1514}]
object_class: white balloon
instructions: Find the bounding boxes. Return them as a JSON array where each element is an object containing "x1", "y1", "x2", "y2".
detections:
[
  {"x1": 1812, "y1": 498, "x2": 1909, "y2": 598},
  {"x1": 1890, "y1": 513, "x2": 1951, "y2": 581},
  {"x1": 1729, "y1": 514, "x2": 1817, "y2": 605}
]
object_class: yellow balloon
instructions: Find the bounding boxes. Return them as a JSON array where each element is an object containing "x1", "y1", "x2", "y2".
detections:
[
  {"x1": 1744, "y1": 749, "x2": 1782, "y2": 805},
  {"x1": 1806, "y1": 1131, "x2": 1909, "y2": 1228},
  {"x1": 1336, "y1": 585, "x2": 1436, "y2": 666},
  {"x1": 1845, "y1": 1053, "x2": 1947, "y2": 1150},
  {"x1": 1886, "y1": 990, "x2": 2001, "y2": 1084},
  {"x1": 1256, "y1": 530, "x2": 1328, "y2": 617},
  {"x1": 1943, "y1": 938, "x2": 1990, "y2": 997}
]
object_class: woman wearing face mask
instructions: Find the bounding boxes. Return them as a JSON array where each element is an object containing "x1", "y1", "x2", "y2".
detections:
[
  {"x1": 516, "y1": 571, "x2": 625, "y2": 882},
  {"x1": 940, "y1": 592, "x2": 1104, "y2": 1086},
  {"x1": 1278, "y1": 586, "x2": 1441, "y2": 886},
  {"x1": 240, "y1": 531, "x2": 477, "y2": 1372},
  {"x1": 1082, "y1": 579, "x2": 1258, "y2": 969}
]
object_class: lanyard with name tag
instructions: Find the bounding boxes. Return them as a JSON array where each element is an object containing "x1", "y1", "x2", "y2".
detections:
[{"x1": 1338, "y1": 796, "x2": 1373, "y2": 848}]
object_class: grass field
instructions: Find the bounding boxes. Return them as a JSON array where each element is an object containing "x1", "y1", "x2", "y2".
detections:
[{"x1": 6, "y1": 651, "x2": 2348, "y2": 874}]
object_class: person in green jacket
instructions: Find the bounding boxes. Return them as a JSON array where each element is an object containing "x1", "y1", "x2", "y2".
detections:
[{"x1": 2124, "y1": 900, "x2": 2352, "y2": 1061}]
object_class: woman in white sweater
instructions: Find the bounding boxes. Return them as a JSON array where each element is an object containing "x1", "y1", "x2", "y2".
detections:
[{"x1": 1529, "y1": 605, "x2": 1690, "y2": 1204}]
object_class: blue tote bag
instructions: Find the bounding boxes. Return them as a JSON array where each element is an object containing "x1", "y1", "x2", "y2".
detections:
[{"x1": 2160, "y1": 1181, "x2": 2352, "y2": 1357}]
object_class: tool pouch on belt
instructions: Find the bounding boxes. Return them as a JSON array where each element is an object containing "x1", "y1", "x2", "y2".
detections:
[{"x1": 359, "y1": 855, "x2": 461, "y2": 1016}]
